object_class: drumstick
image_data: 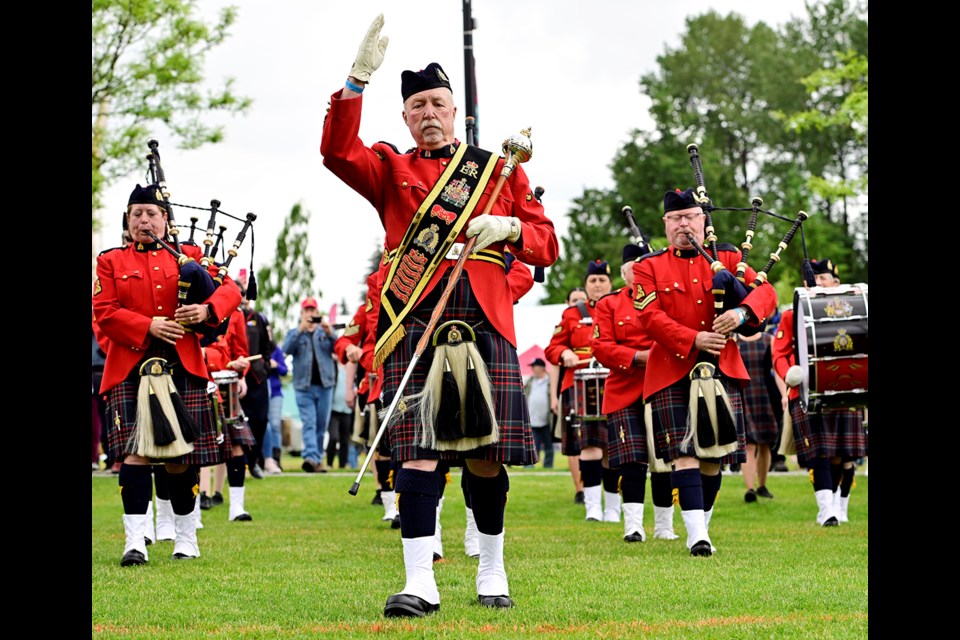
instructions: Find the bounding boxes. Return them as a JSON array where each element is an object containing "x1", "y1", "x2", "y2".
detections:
[{"x1": 226, "y1": 354, "x2": 262, "y2": 369}]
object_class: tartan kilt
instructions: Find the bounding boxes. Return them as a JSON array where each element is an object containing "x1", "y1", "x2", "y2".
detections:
[
  {"x1": 558, "y1": 389, "x2": 581, "y2": 456},
  {"x1": 382, "y1": 274, "x2": 536, "y2": 466},
  {"x1": 104, "y1": 345, "x2": 224, "y2": 467},
  {"x1": 739, "y1": 338, "x2": 779, "y2": 447},
  {"x1": 648, "y1": 377, "x2": 746, "y2": 465},
  {"x1": 219, "y1": 415, "x2": 257, "y2": 453},
  {"x1": 605, "y1": 398, "x2": 649, "y2": 467},
  {"x1": 789, "y1": 400, "x2": 867, "y2": 466}
]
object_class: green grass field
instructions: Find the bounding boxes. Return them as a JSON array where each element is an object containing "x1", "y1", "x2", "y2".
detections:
[{"x1": 92, "y1": 464, "x2": 867, "y2": 639}]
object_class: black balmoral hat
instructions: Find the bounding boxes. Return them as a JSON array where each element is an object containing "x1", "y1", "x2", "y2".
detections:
[
  {"x1": 586, "y1": 259, "x2": 610, "y2": 277},
  {"x1": 622, "y1": 243, "x2": 650, "y2": 264},
  {"x1": 128, "y1": 183, "x2": 167, "y2": 211},
  {"x1": 810, "y1": 258, "x2": 839, "y2": 278},
  {"x1": 663, "y1": 188, "x2": 698, "y2": 213},
  {"x1": 401, "y1": 62, "x2": 452, "y2": 101}
]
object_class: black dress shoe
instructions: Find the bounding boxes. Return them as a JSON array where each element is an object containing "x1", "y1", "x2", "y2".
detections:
[
  {"x1": 574, "y1": 491, "x2": 585, "y2": 504},
  {"x1": 249, "y1": 463, "x2": 264, "y2": 479},
  {"x1": 756, "y1": 486, "x2": 774, "y2": 499},
  {"x1": 301, "y1": 460, "x2": 316, "y2": 473},
  {"x1": 771, "y1": 460, "x2": 789, "y2": 472},
  {"x1": 232, "y1": 513, "x2": 253, "y2": 521},
  {"x1": 433, "y1": 552, "x2": 442, "y2": 563},
  {"x1": 384, "y1": 593, "x2": 439, "y2": 617},
  {"x1": 623, "y1": 532, "x2": 645, "y2": 543},
  {"x1": 822, "y1": 516, "x2": 839, "y2": 527},
  {"x1": 212, "y1": 491, "x2": 224, "y2": 506},
  {"x1": 690, "y1": 540, "x2": 713, "y2": 557},
  {"x1": 199, "y1": 492, "x2": 212, "y2": 510},
  {"x1": 120, "y1": 549, "x2": 147, "y2": 566},
  {"x1": 391, "y1": 515, "x2": 401, "y2": 529},
  {"x1": 372, "y1": 490, "x2": 383, "y2": 505},
  {"x1": 744, "y1": 489, "x2": 758, "y2": 503},
  {"x1": 478, "y1": 595, "x2": 514, "y2": 608}
]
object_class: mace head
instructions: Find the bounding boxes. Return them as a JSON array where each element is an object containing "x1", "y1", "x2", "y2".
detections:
[{"x1": 501, "y1": 127, "x2": 533, "y2": 178}]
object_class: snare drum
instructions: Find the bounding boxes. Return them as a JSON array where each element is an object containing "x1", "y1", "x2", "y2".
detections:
[
  {"x1": 572, "y1": 366, "x2": 609, "y2": 421},
  {"x1": 793, "y1": 283, "x2": 868, "y2": 412},
  {"x1": 212, "y1": 370, "x2": 242, "y2": 423}
]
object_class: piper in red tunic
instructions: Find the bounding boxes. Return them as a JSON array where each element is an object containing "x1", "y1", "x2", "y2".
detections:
[
  {"x1": 94, "y1": 183, "x2": 242, "y2": 566},
  {"x1": 320, "y1": 23, "x2": 558, "y2": 616},
  {"x1": 592, "y1": 243, "x2": 678, "y2": 543},
  {"x1": 545, "y1": 258, "x2": 617, "y2": 522},
  {"x1": 633, "y1": 187, "x2": 777, "y2": 556}
]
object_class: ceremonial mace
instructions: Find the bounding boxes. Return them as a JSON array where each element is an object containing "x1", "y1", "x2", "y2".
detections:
[{"x1": 349, "y1": 128, "x2": 534, "y2": 495}]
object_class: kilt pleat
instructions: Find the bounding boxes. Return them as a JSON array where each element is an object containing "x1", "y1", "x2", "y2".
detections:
[
  {"x1": 789, "y1": 400, "x2": 867, "y2": 466},
  {"x1": 606, "y1": 398, "x2": 649, "y2": 467}
]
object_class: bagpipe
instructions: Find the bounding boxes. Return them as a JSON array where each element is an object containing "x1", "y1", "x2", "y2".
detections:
[
  {"x1": 143, "y1": 139, "x2": 259, "y2": 346},
  {"x1": 677, "y1": 142, "x2": 811, "y2": 459}
]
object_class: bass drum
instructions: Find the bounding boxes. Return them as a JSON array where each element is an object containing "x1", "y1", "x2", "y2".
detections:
[{"x1": 793, "y1": 283, "x2": 868, "y2": 412}]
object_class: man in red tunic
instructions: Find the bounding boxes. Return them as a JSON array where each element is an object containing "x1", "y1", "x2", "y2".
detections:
[{"x1": 321, "y1": 15, "x2": 558, "y2": 617}]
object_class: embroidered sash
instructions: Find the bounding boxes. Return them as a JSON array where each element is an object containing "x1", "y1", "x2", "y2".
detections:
[{"x1": 373, "y1": 144, "x2": 499, "y2": 370}]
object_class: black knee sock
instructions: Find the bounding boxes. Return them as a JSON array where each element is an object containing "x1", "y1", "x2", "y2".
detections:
[
  {"x1": 651, "y1": 471, "x2": 674, "y2": 508},
  {"x1": 153, "y1": 465, "x2": 170, "y2": 501},
  {"x1": 580, "y1": 459, "x2": 603, "y2": 488},
  {"x1": 671, "y1": 468, "x2": 704, "y2": 511},
  {"x1": 437, "y1": 461, "x2": 451, "y2": 500},
  {"x1": 466, "y1": 467, "x2": 510, "y2": 535},
  {"x1": 619, "y1": 463, "x2": 647, "y2": 503},
  {"x1": 830, "y1": 463, "x2": 844, "y2": 493},
  {"x1": 395, "y1": 468, "x2": 440, "y2": 538},
  {"x1": 375, "y1": 460, "x2": 393, "y2": 491},
  {"x1": 119, "y1": 464, "x2": 152, "y2": 514},
  {"x1": 810, "y1": 457, "x2": 833, "y2": 492},
  {"x1": 602, "y1": 467, "x2": 621, "y2": 493},
  {"x1": 461, "y1": 467, "x2": 473, "y2": 509},
  {"x1": 701, "y1": 471, "x2": 722, "y2": 512},
  {"x1": 840, "y1": 466, "x2": 855, "y2": 497},
  {"x1": 227, "y1": 455, "x2": 246, "y2": 487},
  {"x1": 166, "y1": 467, "x2": 200, "y2": 515}
]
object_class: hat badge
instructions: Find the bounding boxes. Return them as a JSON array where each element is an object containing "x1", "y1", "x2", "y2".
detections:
[{"x1": 437, "y1": 67, "x2": 449, "y2": 83}]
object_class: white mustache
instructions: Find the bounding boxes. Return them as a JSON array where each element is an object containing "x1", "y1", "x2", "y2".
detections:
[{"x1": 421, "y1": 119, "x2": 442, "y2": 132}]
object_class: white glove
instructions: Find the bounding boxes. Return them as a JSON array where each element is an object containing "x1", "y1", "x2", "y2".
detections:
[
  {"x1": 350, "y1": 14, "x2": 389, "y2": 83},
  {"x1": 785, "y1": 365, "x2": 804, "y2": 388},
  {"x1": 465, "y1": 215, "x2": 521, "y2": 253}
]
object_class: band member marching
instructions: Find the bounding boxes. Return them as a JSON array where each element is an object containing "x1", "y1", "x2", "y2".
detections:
[
  {"x1": 320, "y1": 15, "x2": 558, "y2": 616},
  {"x1": 592, "y1": 242, "x2": 679, "y2": 543},
  {"x1": 545, "y1": 259, "x2": 620, "y2": 522}
]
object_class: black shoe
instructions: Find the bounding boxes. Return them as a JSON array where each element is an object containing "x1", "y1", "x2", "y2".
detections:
[
  {"x1": 690, "y1": 540, "x2": 713, "y2": 557},
  {"x1": 120, "y1": 549, "x2": 147, "y2": 566},
  {"x1": 623, "y1": 532, "x2": 645, "y2": 543},
  {"x1": 574, "y1": 491, "x2": 585, "y2": 505},
  {"x1": 144, "y1": 537, "x2": 153, "y2": 546},
  {"x1": 211, "y1": 491, "x2": 224, "y2": 506},
  {"x1": 756, "y1": 486, "x2": 774, "y2": 499},
  {"x1": 232, "y1": 513, "x2": 253, "y2": 521},
  {"x1": 372, "y1": 490, "x2": 383, "y2": 505},
  {"x1": 301, "y1": 460, "x2": 317, "y2": 473},
  {"x1": 478, "y1": 595, "x2": 514, "y2": 608},
  {"x1": 384, "y1": 593, "x2": 439, "y2": 618},
  {"x1": 728, "y1": 463, "x2": 741, "y2": 473},
  {"x1": 771, "y1": 460, "x2": 789, "y2": 472},
  {"x1": 391, "y1": 515, "x2": 401, "y2": 529},
  {"x1": 173, "y1": 552, "x2": 197, "y2": 560},
  {"x1": 433, "y1": 552, "x2": 442, "y2": 563},
  {"x1": 744, "y1": 489, "x2": 758, "y2": 503},
  {"x1": 822, "y1": 516, "x2": 839, "y2": 527},
  {"x1": 249, "y1": 463, "x2": 264, "y2": 479},
  {"x1": 199, "y1": 492, "x2": 212, "y2": 510}
]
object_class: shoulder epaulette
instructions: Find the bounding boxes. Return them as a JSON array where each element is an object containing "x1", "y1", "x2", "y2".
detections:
[
  {"x1": 636, "y1": 248, "x2": 668, "y2": 263},
  {"x1": 597, "y1": 289, "x2": 621, "y2": 303},
  {"x1": 375, "y1": 141, "x2": 401, "y2": 155},
  {"x1": 716, "y1": 243, "x2": 739, "y2": 252},
  {"x1": 97, "y1": 245, "x2": 125, "y2": 257}
]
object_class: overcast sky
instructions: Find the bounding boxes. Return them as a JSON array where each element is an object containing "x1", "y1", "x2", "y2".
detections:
[{"x1": 94, "y1": 0, "x2": 812, "y2": 324}]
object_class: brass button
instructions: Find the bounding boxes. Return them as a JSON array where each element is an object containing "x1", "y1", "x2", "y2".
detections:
[
  {"x1": 441, "y1": 161, "x2": 447, "y2": 166},
  {"x1": 401, "y1": 181, "x2": 408, "y2": 187},
  {"x1": 122, "y1": 275, "x2": 128, "y2": 280},
  {"x1": 665, "y1": 287, "x2": 670, "y2": 292},
  {"x1": 693, "y1": 278, "x2": 698, "y2": 283},
  {"x1": 154, "y1": 266, "x2": 159, "y2": 271},
  {"x1": 152, "y1": 252, "x2": 158, "y2": 256},
  {"x1": 157, "y1": 306, "x2": 163, "y2": 311},
  {"x1": 156, "y1": 284, "x2": 162, "y2": 289},
  {"x1": 697, "y1": 300, "x2": 702, "y2": 304},
  {"x1": 618, "y1": 321, "x2": 624, "y2": 326},
  {"x1": 700, "y1": 321, "x2": 706, "y2": 326},
  {"x1": 674, "y1": 282, "x2": 679, "y2": 287}
]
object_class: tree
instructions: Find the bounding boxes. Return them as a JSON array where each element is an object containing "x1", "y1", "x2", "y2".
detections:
[
  {"x1": 92, "y1": 0, "x2": 252, "y2": 222},
  {"x1": 256, "y1": 202, "x2": 317, "y2": 340}
]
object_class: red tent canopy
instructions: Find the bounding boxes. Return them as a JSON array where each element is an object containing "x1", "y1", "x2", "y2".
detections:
[{"x1": 517, "y1": 344, "x2": 546, "y2": 379}]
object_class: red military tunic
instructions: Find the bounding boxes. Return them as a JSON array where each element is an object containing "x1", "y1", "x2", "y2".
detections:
[
  {"x1": 94, "y1": 240, "x2": 242, "y2": 393},
  {"x1": 506, "y1": 252, "x2": 535, "y2": 303},
  {"x1": 771, "y1": 308, "x2": 800, "y2": 401},
  {"x1": 591, "y1": 287, "x2": 652, "y2": 414},
  {"x1": 334, "y1": 267, "x2": 386, "y2": 400},
  {"x1": 320, "y1": 91, "x2": 558, "y2": 349},
  {"x1": 545, "y1": 301, "x2": 598, "y2": 393},
  {"x1": 203, "y1": 308, "x2": 250, "y2": 377},
  {"x1": 633, "y1": 245, "x2": 778, "y2": 399}
]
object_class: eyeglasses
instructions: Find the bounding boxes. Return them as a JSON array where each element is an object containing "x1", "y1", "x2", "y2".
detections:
[{"x1": 663, "y1": 212, "x2": 704, "y2": 224}]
